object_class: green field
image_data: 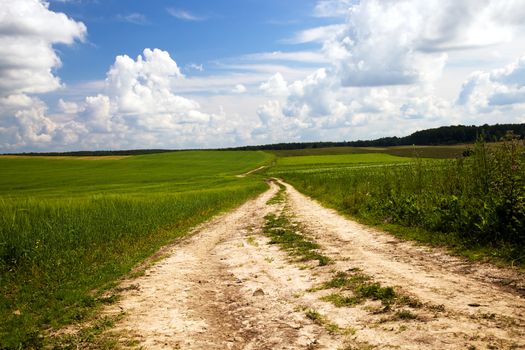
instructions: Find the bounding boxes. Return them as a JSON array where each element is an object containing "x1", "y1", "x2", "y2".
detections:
[
  {"x1": 0, "y1": 151, "x2": 271, "y2": 348},
  {"x1": 268, "y1": 140, "x2": 525, "y2": 265},
  {"x1": 271, "y1": 144, "x2": 471, "y2": 159},
  {"x1": 276, "y1": 153, "x2": 412, "y2": 167}
]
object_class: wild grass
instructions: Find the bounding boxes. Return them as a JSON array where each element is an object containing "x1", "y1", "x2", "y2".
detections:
[
  {"x1": 269, "y1": 138, "x2": 525, "y2": 265},
  {"x1": 266, "y1": 182, "x2": 286, "y2": 204},
  {"x1": 314, "y1": 271, "x2": 397, "y2": 306},
  {"x1": 0, "y1": 150, "x2": 271, "y2": 348},
  {"x1": 264, "y1": 212, "x2": 331, "y2": 266},
  {"x1": 304, "y1": 308, "x2": 352, "y2": 335}
]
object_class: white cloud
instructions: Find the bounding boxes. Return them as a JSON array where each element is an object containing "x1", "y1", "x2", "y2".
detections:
[
  {"x1": 116, "y1": 13, "x2": 148, "y2": 25},
  {"x1": 259, "y1": 73, "x2": 289, "y2": 97},
  {"x1": 260, "y1": 0, "x2": 525, "y2": 143},
  {"x1": 323, "y1": 1, "x2": 449, "y2": 87},
  {"x1": 58, "y1": 99, "x2": 80, "y2": 114},
  {"x1": 166, "y1": 8, "x2": 206, "y2": 21},
  {"x1": 314, "y1": 0, "x2": 353, "y2": 18},
  {"x1": 3, "y1": 0, "x2": 525, "y2": 152},
  {"x1": 0, "y1": 0, "x2": 86, "y2": 151},
  {"x1": 1, "y1": 48, "x2": 273, "y2": 151},
  {"x1": 187, "y1": 63, "x2": 204, "y2": 72},
  {"x1": 81, "y1": 94, "x2": 113, "y2": 133},
  {"x1": 243, "y1": 51, "x2": 328, "y2": 64},
  {"x1": 105, "y1": 48, "x2": 193, "y2": 116},
  {"x1": 0, "y1": 0, "x2": 86, "y2": 96},
  {"x1": 232, "y1": 84, "x2": 247, "y2": 94},
  {"x1": 284, "y1": 24, "x2": 344, "y2": 44},
  {"x1": 458, "y1": 54, "x2": 525, "y2": 112}
]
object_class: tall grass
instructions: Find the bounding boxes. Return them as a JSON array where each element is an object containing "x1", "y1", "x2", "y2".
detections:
[
  {"x1": 273, "y1": 139, "x2": 525, "y2": 264},
  {"x1": 0, "y1": 151, "x2": 271, "y2": 348}
]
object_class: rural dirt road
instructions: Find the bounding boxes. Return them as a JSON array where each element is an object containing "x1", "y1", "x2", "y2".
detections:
[{"x1": 104, "y1": 180, "x2": 525, "y2": 349}]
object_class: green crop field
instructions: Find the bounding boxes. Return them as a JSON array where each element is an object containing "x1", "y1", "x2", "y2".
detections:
[
  {"x1": 0, "y1": 150, "x2": 271, "y2": 348},
  {"x1": 267, "y1": 140, "x2": 525, "y2": 266},
  {"x1": 276, "y1": 153, "x2": 413, "y2": 167},
  {"x1": 271, "y1": 144, "x2": 471, "y2": 159},
  {"x1": 272, "y1": 153, "x2": 415, "y2": 175}
]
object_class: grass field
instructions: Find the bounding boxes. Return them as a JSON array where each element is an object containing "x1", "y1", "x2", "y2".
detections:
[
  {"x1": 0, "y1": 150, "x2": 272, "y2": 348},
  {"x1": 276, "y1": 153, "x2": 413, "y2": 167},
  {"x1": 271, "y1": 144, "x2": 471, "y2": 159},
  {"x1": 267, "y1": 140, "x2": 525, "y2": 266}
]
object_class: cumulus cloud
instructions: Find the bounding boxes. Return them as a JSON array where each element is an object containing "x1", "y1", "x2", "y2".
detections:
[
  {"x1": 458, "y1": 54, "x2": 525, "y2": 112},
  {"x1": 323, "y1": 1, "x2": 449, "y2": 87},
  {"x1": 0, "y1": 0, "x2": 86, "y2": 151},
  {"x1": 88, "y1": 48, "x2": 215, "y2": 137},
  {"x1": 319, "y1": 0, "x2": 525, "y2": 88},
  {"x1": 104, "y1": 48, "x2": 202, "y2": 121},
  {"x1": 259, "y1": 73, "x2": 289, "y2": 97},
  {"x1": 58, "y1": 99, "x2": 80, "y2": 114},
  {"x1": 252, "y1": 0, "x2": 525, "y2": 144},
  {"x1": 0, "y1": 0, "x2": 86, "y2": 97}
]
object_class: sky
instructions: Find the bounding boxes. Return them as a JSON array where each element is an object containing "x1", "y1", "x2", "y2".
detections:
[{"x1": 1, "y1": 0, "x2": 525, "y2": 152}]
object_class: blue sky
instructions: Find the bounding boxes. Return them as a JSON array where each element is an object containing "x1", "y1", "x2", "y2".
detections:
[
  {"x1": 1, "y1": 0, "x2": 525, "y2": 152},
  {"x1": 50, "y1": 0, "x2": 330, "y2": 81}
]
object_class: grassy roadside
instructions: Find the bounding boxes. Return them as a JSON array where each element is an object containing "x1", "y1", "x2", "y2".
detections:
[
  {"x1": 0, "y1": 151, "x2": 272, "y2": 349},
  {"x1": 266, "y1": 140, "x2": 525, "y2": 267}
]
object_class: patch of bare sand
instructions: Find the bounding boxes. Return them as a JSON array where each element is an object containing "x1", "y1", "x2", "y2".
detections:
[{"x1": 236, "y1": 166, "x2": 267, "y2": 178}]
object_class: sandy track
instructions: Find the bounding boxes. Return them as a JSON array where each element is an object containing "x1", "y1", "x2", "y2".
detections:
[
  {"x1": 106, "y1": 181, "x2": 339, "y2": 349},
  {"x1": 104, "y1": 180, "x2": 525, "y2": 349}
]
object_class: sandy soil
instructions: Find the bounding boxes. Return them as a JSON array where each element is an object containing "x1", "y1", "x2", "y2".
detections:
[
  {"x1": 104, "y1": 180, "x2": 525, "y2": 349},
  {"x1": 236, "y1": 166, "x2": 267, "y2": 178}
]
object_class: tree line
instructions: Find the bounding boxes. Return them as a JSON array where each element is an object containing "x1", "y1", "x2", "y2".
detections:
[
  {"x1": 229, "y1": 123, "x2": 525, "y2": 151},
  {"x1": 3, "y1": 123, "x2": 524, "y2": 156}
]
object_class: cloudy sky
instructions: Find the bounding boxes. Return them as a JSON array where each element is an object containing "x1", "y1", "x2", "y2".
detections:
[{"x1": 1, "y1": 0, "x2": 525, "y2": 152}]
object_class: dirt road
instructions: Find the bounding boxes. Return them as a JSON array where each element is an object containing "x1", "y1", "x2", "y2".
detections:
[{"x1": 104, "y1": 180, "x2": 525, "y2": 349}]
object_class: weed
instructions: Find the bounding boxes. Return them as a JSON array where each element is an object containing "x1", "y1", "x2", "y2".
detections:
[
  {"x1": 317, "y1": 272, "x2": 396, "y2": 304},
  {"x1": 304, "y1": 309, "x2": 351, "y2": 335},
  {"x1": 395, "y1": 310, "x2": 418, "y2": 320},
  {"x1": 266, "y1": 182, "x2": 287, "y2": 204},
  {"x1": 355, "y1": 283, "x2": 396, "y2": 303},
  {"x1": 320, "y1": 293, "x2": 359, "y2": 307},
  {"x1": 264, "y1": 212, "x2": 331, "y2": 266},
  {"x1": 305, "y1": 309, "x2": 324, "y2": 325},
  {"x1": 312, "y1": 271, "x2": 421, "y2": 309},
  {"x1": 246, "y1": 236, "x2": 258, "y2": 247},
  {"x1": 397, "y1": 295, "x2": 423, "y2": 308}
]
